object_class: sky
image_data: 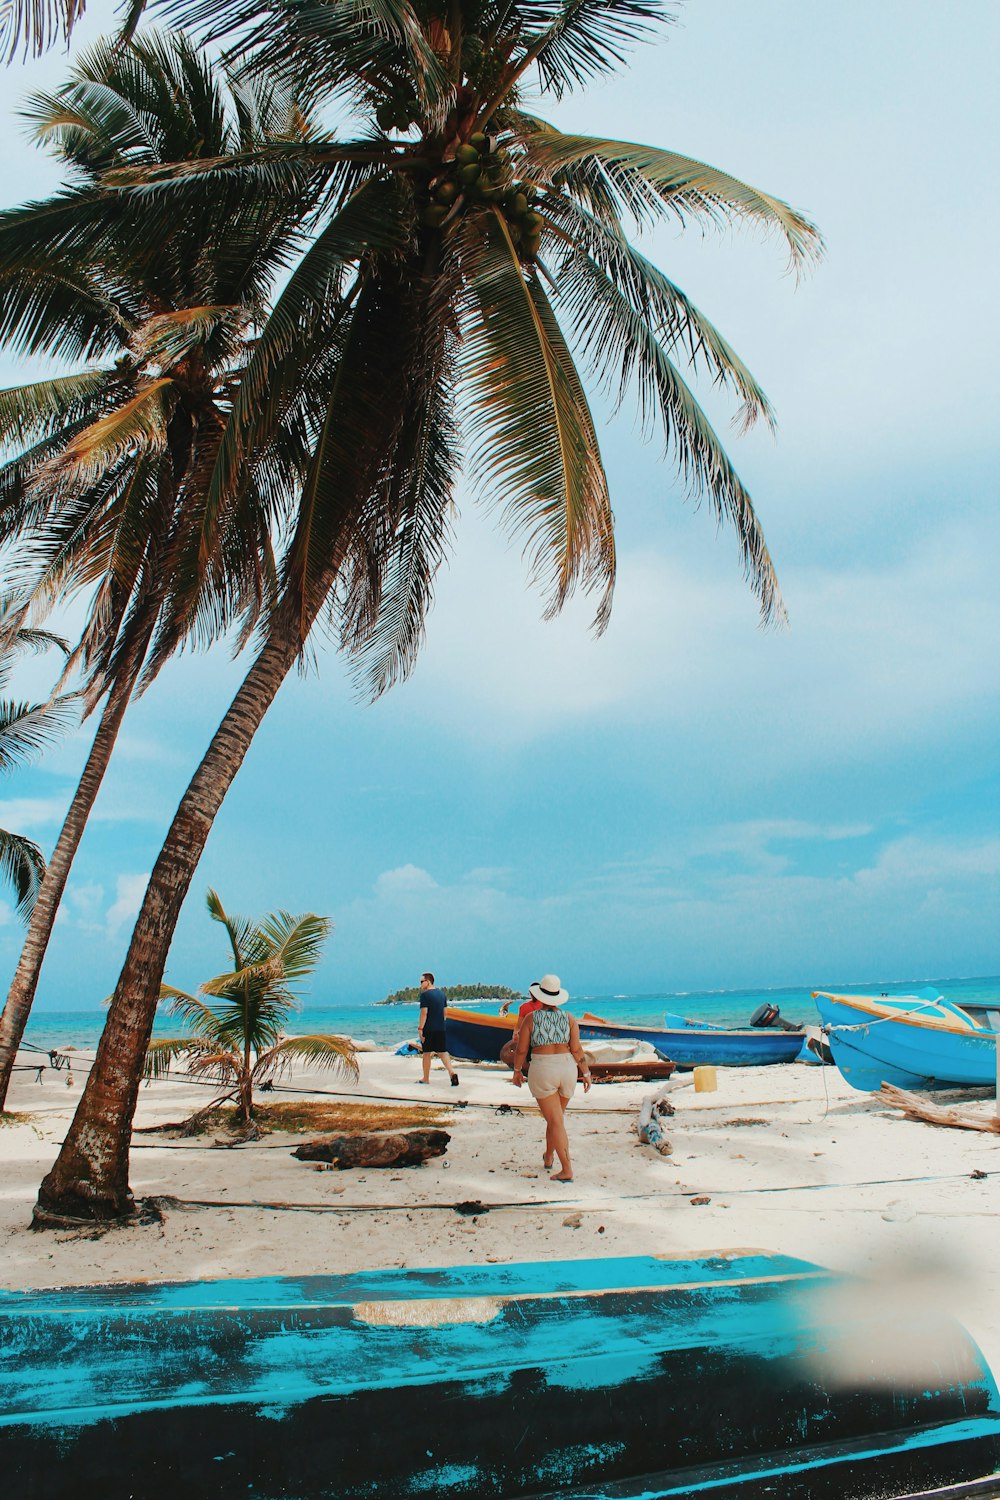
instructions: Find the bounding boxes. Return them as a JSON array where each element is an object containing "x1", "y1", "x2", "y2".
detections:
[{"x1": 0, "y1": 0, "x2": 997, "y2": 1010}]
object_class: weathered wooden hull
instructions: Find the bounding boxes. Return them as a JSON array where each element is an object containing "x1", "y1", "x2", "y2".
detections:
[{"x1": 2, "y1": 1251, "x2": 999, "y2": 1498}]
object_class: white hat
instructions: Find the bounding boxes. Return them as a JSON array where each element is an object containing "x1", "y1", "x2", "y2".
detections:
[{"x1": 529, "y1": 974, "x2": 569, "y2": 1007}]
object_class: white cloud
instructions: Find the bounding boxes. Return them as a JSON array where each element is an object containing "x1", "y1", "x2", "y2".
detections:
[
  {"x1": 0, "y1": 796, "x2": 68, "y2": 831},
  {"x1": 333, "y1": 831, "x2": 1000, "y2": 995},
  {"x1": 373, "y1": 864, "x2": 439, "y2": 898},
  {"x1": 67, "y1": 881, "x2": 105, "y2": 917},
  {"x1": 105, "y1": 874, "x2": 150, "y2": 939},
  {"x1": 394, "y1": 507, "x2": 999, "y2": 781}
]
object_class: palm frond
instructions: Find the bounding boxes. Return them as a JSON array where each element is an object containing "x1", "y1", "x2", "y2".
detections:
[
  {"x1": 0, "y1": 599, "x2": 70, "y2": 659},
  {"x1": 0, "y1": 0, "x2": 84, "y2": 61},
  {"x1": 0, "y1": 371, "x2": 123, "y2": 448},
  {"x1": 161, "y1": 986, "x2": 221, "y2": 1034},
  {"x1": 337, "y1": 236, "x2": 461, "y2": 698},
  {"x1": 205, "y1": 887, "x2": 259, "y2": 970},
  {"x1": 171, "y1": 0, "x2": 452, "y2": 126},
  {"x1": 184, "y1": 1048, "x2": 241, "y2": 1082},
  {"x1": 142, "y1": 1036, "x2": 211, "y2": 1079},
  {"x1": 0, "y1": 828, "x2": 46, "y2": 920},
  {"x1": 278, "y1": 263, "x2": 430, "y2": 641},
  {"x1": 134, "y1": 305, "x2": 246, "y2": 368},
  {"x1": 201, "y1": 177, "x2": 409, "y2": 563},
  {"x1": 36, "y1": 379, "x2": 175, "y2": 492},
  {"x1": 254, "y1": 909, "x2": 332, "y2": 983},
  {"x1": 518, "y1": 0, "x2": 667, "y2": 99},
  {"x1": 0, "y1": 696, "x2": 79, "y2": 773},
  {"x1": 0, "y1": 261, "x2": 129, "y2": 363},
  {"x1": 253, "y1": 1034, "x2": 358, "y2": 1083},
  {"x1": 460, "y1": 210, "x2": 614, "y2": 627},
  {"x1": 523, "y1": 124, "x2": 823, "y2": 269},
  {"x1": 555, "y1": 250, "x2": 783, "y2": 622},
  {"x1": 545, "y1": 196, "x2": 775, "y2": 431}
]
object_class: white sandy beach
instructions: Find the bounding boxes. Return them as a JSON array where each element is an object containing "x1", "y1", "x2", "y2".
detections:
[{"x1": 2, "y1": 1049, "x2": 998, "y2": 1376}]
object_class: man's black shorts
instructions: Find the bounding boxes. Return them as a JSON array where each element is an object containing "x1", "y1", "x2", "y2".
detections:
[{"x1": 422, "y1": 1029, "x2": 447, "y2": 1053}]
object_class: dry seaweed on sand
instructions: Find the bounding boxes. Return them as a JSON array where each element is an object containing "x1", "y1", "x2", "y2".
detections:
[{"x1": 139, "y1": 1101, "x2": 453, "y2": 1138}]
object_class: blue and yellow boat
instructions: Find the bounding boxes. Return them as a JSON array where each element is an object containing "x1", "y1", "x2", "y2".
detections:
[
  {"x1": 3, "y1": 1250, "x2": 999, "y2": 1498},
  {"x1": 814, "y1": 989, "x2": 999, "y2": 1092}
]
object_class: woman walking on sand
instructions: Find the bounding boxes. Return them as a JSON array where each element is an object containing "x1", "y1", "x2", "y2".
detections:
[{"x1": 512, "y1": 976, "x2": 591, "y2": 1182}]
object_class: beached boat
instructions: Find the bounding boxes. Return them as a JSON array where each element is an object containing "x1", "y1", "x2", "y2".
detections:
[
  {"x1": 444, "y1": 1005, "x2": 804, "y2": 1068},
  {"x1": 3, "y1": 1250, "x2": 999, "y2": 1499},
  {"x1": 442, "y1": 1008, "x2": 676, "y2": 1081},
  {"x1": 579, "y1": 1010, "x2": 806, "y2": 1068},
  {"x1": 814, "y1": 990, "x2": 1000, "y2": 1092}
]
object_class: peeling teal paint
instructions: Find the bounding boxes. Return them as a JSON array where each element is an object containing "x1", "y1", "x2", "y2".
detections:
[
  {"x1": 410, "y1": 1464, "x2": 480, "y2": 1491},
  {"x1": 2, "y1": 1253, "x2": 999, "y2": 1499}
]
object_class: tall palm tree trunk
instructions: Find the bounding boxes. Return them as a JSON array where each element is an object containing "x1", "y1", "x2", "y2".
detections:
[
  {"x1": 34, "y1": 607, "x2": 310, "y2": 1223},
  {"x1": 0, "y1": 652, "x2": 145, "y2": 1110}
]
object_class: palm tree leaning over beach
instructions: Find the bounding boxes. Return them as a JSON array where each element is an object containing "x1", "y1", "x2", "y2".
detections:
[
  {"x1": 0, "y1": 603, "x2": 74, "y2": 924},
  {"x1": 145, "y1": 889, "x2": 356, "y2": 1136},
  {"x1": 0, "y1": 35, "x2": 331, "y2": 1109},
  {"x1": 35, "y1": 0, "x2": 822, "y2": 1224}
]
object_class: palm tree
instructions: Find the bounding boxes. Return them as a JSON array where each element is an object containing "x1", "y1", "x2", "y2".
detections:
[
  {"x1": 35, "y1": 0, "x2": 821, "y2": 1224},
  {"x1": 0, "y1": 601, "x2": 74, "y2": 921},
  {"x1": 143, "y1": 889, "x2": 355, "y2": 1135},
  {"x1": 0, "y1": 33, "x2": 329, "y2": 1108}
]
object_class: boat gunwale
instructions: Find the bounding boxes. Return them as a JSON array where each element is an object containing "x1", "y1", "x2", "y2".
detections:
[{"x1": 813, "y1": 993, "x2": 990, "y2": 1041}]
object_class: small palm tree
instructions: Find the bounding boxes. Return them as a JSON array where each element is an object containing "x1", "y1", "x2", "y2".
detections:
[
  {"x1": 0, "y1": 600, "x2": 74, "y2": 919},
  {"x1": 144, "y1": 889, "x2": 356, "y2": 1135}
]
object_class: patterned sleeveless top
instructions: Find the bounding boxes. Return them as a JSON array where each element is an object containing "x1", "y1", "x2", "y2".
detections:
[{"x1": 530, "y1": 1008, "x2": 570, "y2": 1046}]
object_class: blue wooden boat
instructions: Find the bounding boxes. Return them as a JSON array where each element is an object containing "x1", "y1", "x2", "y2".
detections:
[
  {"x1": 2, "y1": 1250, "x2": 999, "y2": 1499},
  {"x1": 814, "y1": 990, "x2": 1000, "y2": 1092},
  {"x1": 444, "y1": 1005, "x2": 804, "y2": 1068}
]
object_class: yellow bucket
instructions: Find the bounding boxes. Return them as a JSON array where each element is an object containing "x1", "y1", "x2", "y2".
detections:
[{"x1": 693, "y1": 1065, "x2": 717, "y2": 1093}]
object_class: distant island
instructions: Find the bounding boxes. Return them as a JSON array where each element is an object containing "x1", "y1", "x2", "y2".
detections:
[{"x1": 376, "y1": 983, "x2": 524, "y2": 1007}]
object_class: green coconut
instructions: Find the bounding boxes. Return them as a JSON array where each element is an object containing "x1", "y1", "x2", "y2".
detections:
[
  {"x1": 435, "y1": 181, "x2": 459, "y2": 205},
  {"x1": 421, "y1": 203, "x2": 449, "y2": 227},
  {"x1": 459, "y1": 162, "x2": 482, "y2": 184},
  {"x1": 455, "y1": 143, "x2": 480, "y2": 165},
  {"x1": 522, "y1": 210, "x2": 543, "y2": 234},
  {"x1": 509, "y1": 191, "x2": 529, "y2": 217},
  {"x1": 469, "y1": 131, "x2": 488, "y2": 151}
]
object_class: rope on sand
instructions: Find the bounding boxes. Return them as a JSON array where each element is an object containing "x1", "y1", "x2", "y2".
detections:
[{"x1": 134, "y1": 1165, "x2": 992, "y2": 1217}]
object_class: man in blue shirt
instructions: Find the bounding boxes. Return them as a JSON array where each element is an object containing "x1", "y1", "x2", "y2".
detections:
[{"x1": 418, "y1": 972, "x2": 459, "y2": 1087}]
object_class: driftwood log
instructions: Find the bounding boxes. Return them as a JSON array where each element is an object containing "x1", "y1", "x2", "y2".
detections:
[
  {"x1": 292, "y1": 1129, "x2": 450, "y2": 1168},
  {"x1": 880, "y1": 1083, "x2": 1000, "y2": 1135},
  {"x1": 637, "y1": 1086, "x2": 674, "y2": 1155}
]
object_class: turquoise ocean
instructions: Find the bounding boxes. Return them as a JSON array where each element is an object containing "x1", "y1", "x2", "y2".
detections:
[{"x1": 20, "y1": 975, "x2": 1000, "y2": 1053}]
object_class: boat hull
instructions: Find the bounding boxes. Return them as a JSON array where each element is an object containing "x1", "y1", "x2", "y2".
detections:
[
  {"x1": 444, "y1": 1007, "x2": 804, "y2": 1068},
  {"x1": 444, "y1": 1005, "x2": 515, "y2": 1061},
  {"x1": 814, "y1": 994, "x2": 999, "y2": 1092},
  {"x1": 3, "y1": 1251, "x2": 999, "y2": 1499},
  {"x1": 579, "y1": 1015, "x2": 804, "y2": 1067}
]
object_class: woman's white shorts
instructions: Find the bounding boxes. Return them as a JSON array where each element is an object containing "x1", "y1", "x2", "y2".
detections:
[{"x1": 527, "y1": 1053, "x2": 578, "y2": 1101}]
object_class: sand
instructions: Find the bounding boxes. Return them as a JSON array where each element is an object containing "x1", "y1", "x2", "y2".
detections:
[{"x1": 2, "y1": 1048, "x2": 998, "y2": 1373}]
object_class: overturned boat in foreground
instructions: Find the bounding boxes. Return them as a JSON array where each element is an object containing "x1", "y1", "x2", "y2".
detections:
[{"x1": 2, "y1": 1250, "x2": 999, "y2": 1498}]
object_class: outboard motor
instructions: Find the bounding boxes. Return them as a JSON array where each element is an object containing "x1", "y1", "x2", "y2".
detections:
[{"x1": 749, "y1": 1002, "x2": 803, "y2": 1033}]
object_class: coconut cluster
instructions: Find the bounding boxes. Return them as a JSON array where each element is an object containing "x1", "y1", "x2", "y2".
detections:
[
  {"x1": 419, "y1": 132, "x2": 545, "y2": 259},
  {"x1": 376, "y1": 93, "x2": 420, "y2": 133}
]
